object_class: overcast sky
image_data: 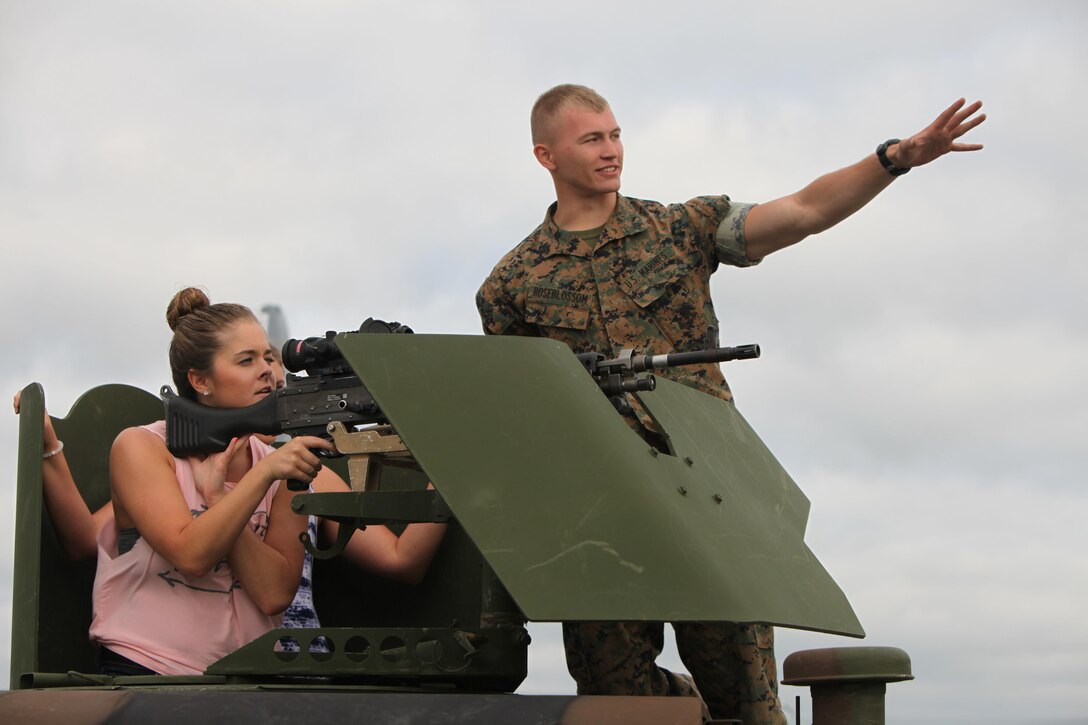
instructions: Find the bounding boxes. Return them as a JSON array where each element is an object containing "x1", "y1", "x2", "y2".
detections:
[{"x1": 2, "y1": 2, "x2": 1086, "y2": 722}]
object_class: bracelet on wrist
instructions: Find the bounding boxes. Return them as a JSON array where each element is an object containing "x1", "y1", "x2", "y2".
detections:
[
  {"x1": 876, "y1": 138, "x2": 910, "y2": 177},
  {"x1": 42, "y1": 441, "x2": 64, "y2": 459}
]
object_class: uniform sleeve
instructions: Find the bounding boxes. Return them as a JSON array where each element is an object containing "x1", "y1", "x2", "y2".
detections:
[
  {"x1": 714, "y1": 201, "x2": 761, "y2": 267},
  {"x1": 475, "y1": 266, "x2": 538, "y2": 337},
  {"x1": 676, "y1": 196, "x2": 760, "y2": 269}
]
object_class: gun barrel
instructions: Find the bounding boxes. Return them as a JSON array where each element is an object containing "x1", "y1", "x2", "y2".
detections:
[{"x1": 637, "y1": 344, "x2": 761, "y2": 371}]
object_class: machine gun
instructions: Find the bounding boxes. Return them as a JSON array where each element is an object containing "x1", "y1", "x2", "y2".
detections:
[
  {"x1": 162, "y1": 318, "x2": 414, "y2": 491},
  {"x1": 576, "y1": 343, "x2": 760, "y2": 412},
  {"x1": 164, "y1": 318, "x2": 760, "y2": 480}
]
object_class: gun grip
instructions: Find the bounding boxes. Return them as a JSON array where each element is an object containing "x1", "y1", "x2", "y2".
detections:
[{"x1": 285, "y1": 451, "x2": 324, "y2": 491}]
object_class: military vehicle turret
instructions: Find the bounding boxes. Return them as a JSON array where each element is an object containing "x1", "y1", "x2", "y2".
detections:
[{"x1": 3, "y1": 331, "x2": 912, "y2": 724}]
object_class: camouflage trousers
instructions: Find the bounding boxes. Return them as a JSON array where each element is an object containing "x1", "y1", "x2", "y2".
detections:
[{"x1": 562, "y1": 620, "x2": 786, "y2": 725}]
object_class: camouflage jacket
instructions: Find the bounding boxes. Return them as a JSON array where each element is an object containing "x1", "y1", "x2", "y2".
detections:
[{"x1": 476, "y1": 194, "x2": 758, "y2": 401}]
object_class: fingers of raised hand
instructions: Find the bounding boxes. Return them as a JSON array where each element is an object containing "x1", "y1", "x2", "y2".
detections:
[
  {"x1": 932, "y1": 98, "x2": 967, "y2": 129},
  {"x1": 190, "y1": 455, "x2": 228, "y2": 504},
  {"x1": 224, "y1": 435, "x2": 252, "y2": 465},
  {"x1": 948, "y1": 99, "x2": 982, "y2": 123},
  {"x1": 939, "y1": 100, "x2": 984, "y2": 140},
  {"x1": 951, "y1": 113, "x2": 986, "y2": 140}
]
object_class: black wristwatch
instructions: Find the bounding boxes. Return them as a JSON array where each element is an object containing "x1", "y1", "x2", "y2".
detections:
[{"x1": 876, "y1": 139, "x2": 910, "y2": 177}]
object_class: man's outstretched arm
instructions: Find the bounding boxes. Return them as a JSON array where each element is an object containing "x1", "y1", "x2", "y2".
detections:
[{"x1": 743, "y1": 99, "x2": 985, "y2": 261}]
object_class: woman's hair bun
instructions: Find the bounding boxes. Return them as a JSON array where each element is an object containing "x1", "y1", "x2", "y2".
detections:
[{"x1": 166, "y1": 287, "x2": 211, "y2": 331}]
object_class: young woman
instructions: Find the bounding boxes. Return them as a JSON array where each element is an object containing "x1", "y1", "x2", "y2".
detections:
[
  {"x1": 15, "y1": 287, "x2": 445, "y2": 676},
  {"x1": 86, "y1": 288, "x2": 327, "y2": 675}
]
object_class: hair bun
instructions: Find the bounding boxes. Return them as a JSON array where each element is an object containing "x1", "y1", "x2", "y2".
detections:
[{"x1": 166, "y1": 287, "x2": 211, "y2": 331}]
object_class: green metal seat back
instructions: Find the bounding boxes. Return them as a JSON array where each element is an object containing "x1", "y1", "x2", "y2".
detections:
[{"x1": 10, "y1": 383, "x2": 162, "y2": 688}]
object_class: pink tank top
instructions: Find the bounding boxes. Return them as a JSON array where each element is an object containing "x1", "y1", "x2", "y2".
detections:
[{"x1": 90, "y1": 421, "x2": 284, "y2": 675}]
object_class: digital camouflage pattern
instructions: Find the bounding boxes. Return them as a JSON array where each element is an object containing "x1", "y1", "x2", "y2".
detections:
[
  {"x1": 477, "y1": 194, "x2": 786, "y2": 724},
  {"x1": 674, "y1": 622, "x2": 785, "y2": 724},
  {"x1": 563, "y1": 621, "x2": 785, "y2": 725},
  {"x1": 476, "y1": 194, "x2": 758, "y2": 401},
  {"x1": 562, "y1": 620, "x2": 710, "y2": 721}
]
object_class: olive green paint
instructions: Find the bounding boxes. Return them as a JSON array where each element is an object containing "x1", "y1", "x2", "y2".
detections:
[{"x1": 336, "y1": 333, "x2": 862, "y2": 635}]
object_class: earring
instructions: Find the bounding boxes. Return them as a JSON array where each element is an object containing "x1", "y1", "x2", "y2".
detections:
[{"x1": 202, "y1": 390, "x2": 211, "y2": 397}]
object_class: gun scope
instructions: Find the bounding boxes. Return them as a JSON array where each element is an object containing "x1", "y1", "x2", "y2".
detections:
[{"x1": 282, "y1": 318, "x2": 413, "y2": 374}]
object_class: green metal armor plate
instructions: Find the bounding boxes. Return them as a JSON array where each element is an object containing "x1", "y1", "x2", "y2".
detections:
[
  {"x1": 11, "y1": 383, "x2": 163, "y2": 689},
  {"x1": 335, "y1": 334, "x2": 863, "y2": 636}
]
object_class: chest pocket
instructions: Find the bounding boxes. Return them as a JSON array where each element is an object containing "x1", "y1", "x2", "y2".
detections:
[
  {"x1": 619, "y1": 250, "x2": 689, "y2": 309},
  {"x1": 525, "y1": 299, "x2": 590, "y2": 330}
]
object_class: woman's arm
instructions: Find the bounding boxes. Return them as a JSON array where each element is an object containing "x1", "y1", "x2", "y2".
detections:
[
  {"x1": 14, "y1": 391, "x2": 104, "y2": 561},
  {"x1": 223, "y1": 482, "x2": 308, "y2": 616},
  {"x1": 185, "y1": 436, "x2": 307, "y2": 615},
  {"x1": 110, "y1": 428, "x2": 327, "y2": 579},
  {"x1": 314, "y1": 470, "x2": 447, "y2": 584}
]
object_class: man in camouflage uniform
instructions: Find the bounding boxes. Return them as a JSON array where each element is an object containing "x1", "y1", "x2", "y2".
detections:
[{"x1": 476, "y1": 84, "x2": 984, "y2": 723}]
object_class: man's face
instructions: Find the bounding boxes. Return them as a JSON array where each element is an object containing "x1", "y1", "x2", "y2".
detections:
[{"x1": 537, "y1": 105, "x2": 623, "y2": 199}]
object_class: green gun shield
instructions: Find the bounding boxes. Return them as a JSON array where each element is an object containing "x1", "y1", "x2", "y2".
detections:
[{"x1": 336, "y1": 333, "x2": 862, "y2": 637}]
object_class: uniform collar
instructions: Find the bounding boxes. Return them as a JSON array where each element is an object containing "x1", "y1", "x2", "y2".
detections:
[
  {"x1": 530, "y1": 195, "x2": 647, "y2": 258},
  {"x1": 600, "y1": 194, "x2": 647, "y2": 247}
]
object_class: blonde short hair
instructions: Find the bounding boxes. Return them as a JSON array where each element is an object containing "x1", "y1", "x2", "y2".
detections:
[{"x1": 531, "y1": 84, "x2": 610, "y2": 144}]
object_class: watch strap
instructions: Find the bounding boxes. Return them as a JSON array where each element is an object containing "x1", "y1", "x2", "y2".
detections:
[{"x1": 876, "y1": 138, "x2": 910, "y2": 176}]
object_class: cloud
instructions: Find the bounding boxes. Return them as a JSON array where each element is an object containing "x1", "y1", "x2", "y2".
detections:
[{"x1": 1, "y1": 1, "x2": 1085, "y2": 720}]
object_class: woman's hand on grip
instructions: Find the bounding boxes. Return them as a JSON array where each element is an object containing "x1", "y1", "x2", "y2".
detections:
[{"x1": 256, "y1": 435, "x2": 333, "y2": 485}]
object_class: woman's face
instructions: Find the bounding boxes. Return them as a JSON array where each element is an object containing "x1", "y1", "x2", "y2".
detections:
[
  {"x1": 271, "y1": 357, "x2": 286, "y2": 390},
  {"x1": 200, "y1": 319, "x2": 276, "y2": 408}
]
